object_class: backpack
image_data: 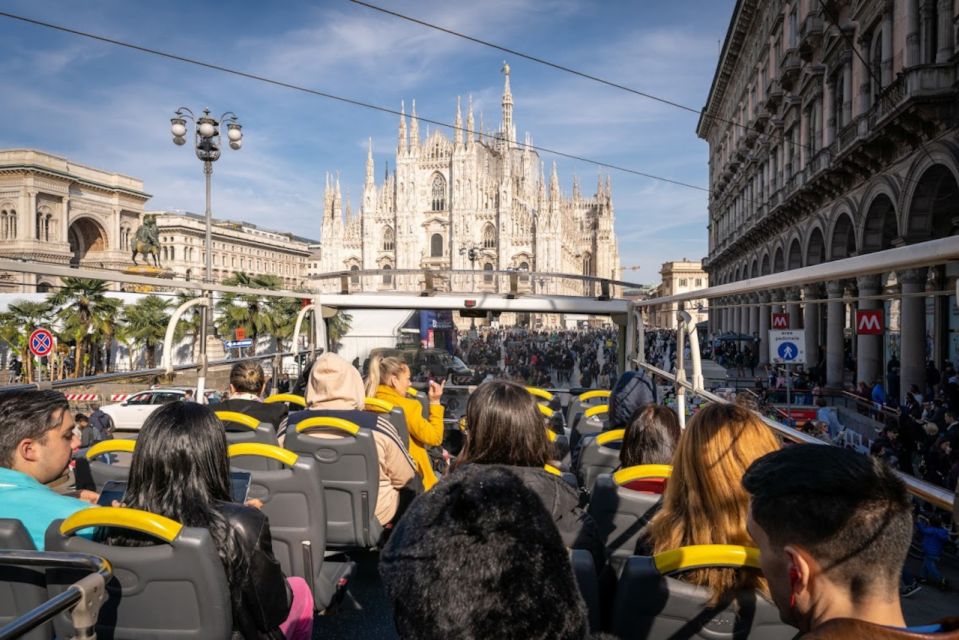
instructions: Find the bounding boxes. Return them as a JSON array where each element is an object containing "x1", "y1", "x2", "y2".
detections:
[{"x1": 608, "y1": 370, "x2": 658, "y2": 430}]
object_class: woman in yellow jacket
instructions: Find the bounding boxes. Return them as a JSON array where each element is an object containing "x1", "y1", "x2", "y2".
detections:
[{"x1": 367, "y1": 355, "x2": 445, "y2": 489}]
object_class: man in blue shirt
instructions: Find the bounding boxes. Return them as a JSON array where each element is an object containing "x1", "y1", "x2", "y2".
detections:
[{"x1": 0, "y1": 390, "x2": 94, "y2": 549}]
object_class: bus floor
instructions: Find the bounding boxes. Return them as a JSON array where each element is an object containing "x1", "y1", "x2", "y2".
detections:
[{"x1": 314, "y1": 549, "x2": 398, "y2": 639}]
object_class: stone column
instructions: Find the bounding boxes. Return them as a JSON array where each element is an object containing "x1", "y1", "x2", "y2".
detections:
[
  {"x1": 748, "y1": 294, "x2": 759, "y2": 339},
  {"x1": 842, "y1": 56, "x2": 853, "y2": 125},
  {"x1": 856, "y1": 274, "x2": 883, "y2": 386},
  {"x1": 758, "y1": 292, "x2": 771, "y2": 366},
  {"x1": 799, "y1": 108, "x2": 808, "y2": 168},
  {"x1": 823, "y1": 72, "x2": 835, "y2": 146},
  {"x1": 856, "y1": 38, "x2": 871, "y2": 116},
  {"x1": 906, "y1": 0, "x2": 921, "y2": 66},
  {"x1": 786, "y1": 287, "x2": 802, "y2": 329},
  {"x1": 803, "y1": 285, "x2": 822, "y2": 374},
  {"x1": 899, "y1": 268, "x2": 928, "y2": 404},
  {"x1": 826, "y1": 280, "x2": 846, "y2": 388},
  {"x1": 882, "y1": 8, "x2": 894, "y2": 86},
  {"x1": 936, "y1": 0, "x2": 955, "y2": 62}
]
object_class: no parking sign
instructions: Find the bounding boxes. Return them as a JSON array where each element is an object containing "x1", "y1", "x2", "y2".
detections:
[{"x1": 29, "y1": 328, "x2": 54, "y2": 357}]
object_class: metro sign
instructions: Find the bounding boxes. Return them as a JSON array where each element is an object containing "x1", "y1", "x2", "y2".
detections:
[
  {"x1": 856, "y1": 309, "x2": 884, "y2": 335},
  {"x1": 771, "y1": 313, "x2": 789, "y2": 329}
]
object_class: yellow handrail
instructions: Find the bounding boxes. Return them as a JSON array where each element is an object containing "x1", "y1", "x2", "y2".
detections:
[
  {"x1": 215, "y1": 411, "x2": 260, "y2": 430},
  {"x1": 596, "y1": 428, "x2": 625, "y2": 446},
  {"x1": 613, "y1": 464, "x2": 673, "y2": 485},
  {"x1": 578, "y1": 389, "x2": 611, "y2": 402},
  {"x1": 295, "y1": 416, "x2": 360, "y2": 435},
  {"x1": 85, "y1": 439, "x2": 136, "y2": 459},
  {"x1": 545, "y1": 428, "x2": 558, "y2": 442},
  {"x1": 525, "y1": 386, "x2": 554, "y2": 401},
  {"x1": 584, "y1": 404, "x2": 609, "y2": 418},
  {"x1": 537, "y1": 403, "x2": 555, "y2": 418},
  {"x1": 543, "y1": 464, "x2": 563, "y2": 476},
  {"x1": 406, "y1": 387, "x2": 419, "y2": 398},
  {"x1": 653, "y1": 545, "x2": 761, "y2": 575},
  {"x1": 227, "y1": 443, "x2": 298, "y2": 466},
  {"x1": 364, "y1": 397, "x2": 395, "y2": 413},
  {"x1": 264, "y1": 393, "x2": 306, "y2": 407},
  {"x1": 60, "y1": 507, "x2": 183, "y2": 543}
]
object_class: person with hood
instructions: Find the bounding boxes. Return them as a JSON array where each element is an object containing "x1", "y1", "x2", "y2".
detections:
[
  {"x1": 291, "y1": 353, "x2": 417, "y2": 526},
  {"x1": 456, "y1": 380, "x2": 605, "y2": 571}
]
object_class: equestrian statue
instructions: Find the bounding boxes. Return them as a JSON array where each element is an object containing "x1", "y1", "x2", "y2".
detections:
[{"x1": 131, "y1": 216, "x2": 161, "y2": 267}]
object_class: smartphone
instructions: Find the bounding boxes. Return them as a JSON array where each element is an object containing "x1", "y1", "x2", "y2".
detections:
[
  {"x1": 97, "y1": 480, "x2": 127, "y2": 507},
  {"x1": 230, "y1": 470, "x2": 252, "y2": 504}
]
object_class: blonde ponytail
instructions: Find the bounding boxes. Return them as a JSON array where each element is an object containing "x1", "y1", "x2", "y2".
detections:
[
  {"x1": 366, "y1": 355, "x2": 409, "y2": 396},
  {"x1": 365, "y1": 354, "x2": 383, "y2": 396}
]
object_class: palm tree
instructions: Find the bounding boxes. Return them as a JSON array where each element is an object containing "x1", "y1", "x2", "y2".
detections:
[
  {"x1": 49, "y1": 277, "x2": 121, "y2": 376},
  {"x1": 121, "y1": 295, "x2": 171, "y2": 368},
  {"x1": 2, "y1": 300, "x2": 53, "y2": 381},
  {"x1": 326, "y1": 311, "x2": 353, "y2": 353},
  {"x1": 216, "y1": 273, "x2": 295, "y2": 353}
]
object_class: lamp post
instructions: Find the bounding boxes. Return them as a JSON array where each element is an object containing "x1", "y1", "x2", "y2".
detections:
[
  {"x1": 458, "y1": 244, "x2": 482, "y2": 329},
  {"x1": 170, "y1": 107, "x2": 242, "y2": 402}
]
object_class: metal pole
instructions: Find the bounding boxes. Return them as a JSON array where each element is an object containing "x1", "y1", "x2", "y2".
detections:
[
  {"x1": 786, "y1": 363, "x2": 793, "y2": 426},
  {"x1": 197, "y1": 160, "x2": 213, "y2": 403}
]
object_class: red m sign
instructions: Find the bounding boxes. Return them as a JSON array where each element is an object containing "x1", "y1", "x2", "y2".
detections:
[
  {"x1": 771, "y1": 313, "x2": 789, "y2": 329},
  {"x1": 856, "y1": 310, "x2": 884, "y2": 335}
]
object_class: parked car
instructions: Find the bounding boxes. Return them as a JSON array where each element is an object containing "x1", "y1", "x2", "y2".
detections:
[{"x1": 100, "y1": 388, "x2": 214, "y2": 431}]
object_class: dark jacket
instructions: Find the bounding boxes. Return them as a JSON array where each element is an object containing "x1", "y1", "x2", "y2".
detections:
[
  {"x1": 218, "y1": 502, "x2": 292, "y2": 640},
  {"x1": 797, "y1": 617, "x2": 959, "y2": 639},
  {"x1": 215, "y1": 398, "x2": 289, "y2": 438},
  {"x1": 494, "y1": 464, "x2": 606, "y2": 571}
]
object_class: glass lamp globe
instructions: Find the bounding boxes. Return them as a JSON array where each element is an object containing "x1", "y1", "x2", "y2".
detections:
[
  {"x1": 198, "y1": 121, "x2": 216, "y2": 137},
  {"x1": 227, "y1": 124, "x2": 243, "y2": 141}
]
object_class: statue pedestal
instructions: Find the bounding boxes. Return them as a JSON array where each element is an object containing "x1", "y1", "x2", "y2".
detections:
[{"x1": 121, "y1": 265, "x2": 175, "y2": 292}]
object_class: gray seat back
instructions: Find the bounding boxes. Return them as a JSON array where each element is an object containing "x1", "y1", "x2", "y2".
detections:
[
  {"x1": 228, "y1": 444, "x2": 353, "y2": 611},
  {"x1": 576, "y1": 430, "x2": 623, "y2": 490},
  {"x1": 284, "y1": 411, "x2": 383, "y2": 549},
  {"x1": 569, "y1": 548, "x2": 600, "y2": 632},
  {"x1": 587, "y1": 472, "x2": 664, "y2": 571},
  {"x1": 0, "y1": 519, "x2": 50, "y2": 640},
  {"x1": 386, "y1": 407, "x2": 410, "y2": 449},
  {"x1": 85, "y1": 440, "x2": 136, "y2": 492},
  {"x1": 45, "y1": 508, "x2": 232, "y2": 639},
  {"x1": 612, "y1": 554, "x2": 795, "y2": 640},
  {"x1": 566, "y1": 391, "x2": 609, "y2": 433},
  {"x1": 216, "y1": 411, "x2": 282, "y2": 471}
]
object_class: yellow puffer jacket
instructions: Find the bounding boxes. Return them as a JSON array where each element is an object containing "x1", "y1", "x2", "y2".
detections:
[{"x1": 375, "y1": 385, "x2": 445, "y2": 489}]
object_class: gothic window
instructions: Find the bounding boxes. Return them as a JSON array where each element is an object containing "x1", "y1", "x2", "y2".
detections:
[
  {"x1": 383, "y1": 264, "x2": 393, "y2": 286},
  {"x1": 431, "y1": 173, "x2": 446, "y2": 211},
  {"x1": 383, "y1": 226, "x2": 395, "y2": 251},
  {"x1": 483, "y1": 262, "x2": 493, "y2": 283},
  {"x1": 430, "y1": 233, "x2": 444, "y2": 257},
  {"x1": 350, "y1": 265, "x2": 360, "y2": 285},
  {"x1": 482, "y1": 223, "x2": 496, "y2": 249},
  {"x1": 518, "y1": 260, "x2": 530, "y2": 283}
]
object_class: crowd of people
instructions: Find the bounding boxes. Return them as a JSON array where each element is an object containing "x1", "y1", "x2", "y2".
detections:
[{"x1": 1, "y1": 339, "x2": 957, "y2": 639}]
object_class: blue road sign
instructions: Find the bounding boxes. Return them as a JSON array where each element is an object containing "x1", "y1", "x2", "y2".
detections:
[
  {"x1": 225, "y1": 339, "x2": 254, "y2": 349},
  {"x1": 777, "y1": 342, "x2": 798, "y2": 361}
]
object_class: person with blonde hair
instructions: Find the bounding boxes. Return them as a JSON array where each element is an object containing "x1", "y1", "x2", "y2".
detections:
[
  {"x1": 368, "y1": 354, "x2": 445, "y2": 489},
  {"x1": 641, "y1": 402, "x2": 781, "y2": 605}
]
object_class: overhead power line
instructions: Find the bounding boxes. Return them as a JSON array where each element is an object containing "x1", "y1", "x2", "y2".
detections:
[{"x1": 0, "y1": 9, "x2": 709, "y2": 193}]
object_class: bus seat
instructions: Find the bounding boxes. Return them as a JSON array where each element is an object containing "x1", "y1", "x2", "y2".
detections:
[
  {"x1": 216, "y1": 411, "x2": 281, "y2": 471},
  {"x1": 284, "y1": 414, "x2": 383, "y2": 549},
  {"x1": 364, "y1": 398, "x2": 410, "y2": 450},
  {"x1": 570, "y1": 548, "x2": 600, "y2": 632},
  {"x1": 570, "y1": 405, "x2": 610, "y2": 469},
  {"x1": 0, "y1": 519, "x2": 50, "y2": 640},
  {"x1": 587, "y1": 465, "x2": 672, "y2": 571},
  {"x1": 45, "y1": 507, "x2": 232, "y2": 639},
  {"x1": 566, "y1": 390, "x2": 610, "y2": 434},
  {"x1": 227, "y1": 444, "x2": 354, "y2": 612},
  {"x1": 612, "y1": 545, "x2": 795, "y2": 640},
  {"x1": 576, "y1": 428, "x2": 624, "y2": 490},
  {"x1": 85, "y1": 440, "x2": 135, "y2": 491},
  {"x1": 264, "y1": 393, "x2": 307, "y2": 408}
]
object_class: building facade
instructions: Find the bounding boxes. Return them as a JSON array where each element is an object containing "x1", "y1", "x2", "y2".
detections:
[
  {"x1": 315, "y1": 66, "x2": 620, "y2": 303},
  {"x1": 699, "y1": 0, "x2": 959, "y2": 401},
  {"x1": 648, "y1": 260, "x2": 709, "y2": 329},
  {"x1": 0, "y1": 149, "x2": 150, "y2": 292},
  {"x1": 150, "y1": 211, "x2": 314, "y2": 288}
]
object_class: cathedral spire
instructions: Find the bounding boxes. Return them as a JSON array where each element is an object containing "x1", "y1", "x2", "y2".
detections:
[
  {"x1": 466, "y1": 94, "x2": 474, "y2": 148},
  {"x1": 365, "y1": 138, "x2": 374, "y2": 186},
  {"x1": 550, "y1": 161, "x2": 559, "y2": 201},
  {"x1": 501, "y1": 61, "x2": 514, "y2": 145},
  {"x1": 409, "y1": 99, "x2": 419, "y2": 149},
  {"x1": 572, "y1": 174, "x2": 581, "y2": 201},
  {"x1": 398, "y1": 101, "x2": 407, "y2": 154},
  {"x1": 454, "y1": 96, "x2": 463, "y2": 146},
  {"x1": 539, "y1": 161, "x2": 547, "y2": 202}
]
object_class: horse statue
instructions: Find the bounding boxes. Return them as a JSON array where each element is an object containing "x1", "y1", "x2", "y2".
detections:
[{"x1": 131, "y1": 216, "x2": 161, "y2": 267}]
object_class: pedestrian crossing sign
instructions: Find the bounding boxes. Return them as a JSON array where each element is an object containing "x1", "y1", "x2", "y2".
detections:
[{"x1": 768, "y1": 329, "x2": 805, "y2": 364}]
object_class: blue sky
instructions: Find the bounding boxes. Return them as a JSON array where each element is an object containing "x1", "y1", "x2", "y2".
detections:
[{"x1": 0, "y1": 0, "x2": 735, "y2": 285}]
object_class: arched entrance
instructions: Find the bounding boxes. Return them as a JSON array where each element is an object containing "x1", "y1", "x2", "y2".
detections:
[
  {"x1": 68, "y1": 218, "x2": 108, "y2": 266},
  {"x1": 905, "y1": 164, "x2": 959, "y2": 241},
  {"x1": 862, "y1": 194, "x2": 898, "y2": 253}
]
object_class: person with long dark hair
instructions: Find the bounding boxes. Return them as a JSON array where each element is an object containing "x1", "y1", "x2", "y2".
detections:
[
  {"x1": 618, "y1": 404, "x2": 681, "y2": 469},
  {"x1": 98, "y1": 402, "x2": 313, "y2": 639}
]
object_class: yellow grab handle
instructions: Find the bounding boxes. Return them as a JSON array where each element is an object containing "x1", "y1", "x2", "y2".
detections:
[
  {"x1": 596, "y1": 429, "x2": 625, "y2": 446},
  {"x1": 295, "y1": 416, "x2": 360, "y2": 435},
  {"x1": 543, "y1": 463, "x2": 563, "y2": 476},
  {"x1": 406, "y1": 387, "x2": 419, "y2": 398},
  {"x1": 60, "y1": 507, "x2": 183, "y2": 543},
  {"x1": 653, "y1": 545, "x2": 761, "y2": 575},
  {"x1": 525, "y1": 386, "x2": 554, "y2": 401},
  {"x1": 228, "y1": 443, "x2": 298, "y2": 466},
  {"x1": 584, "y1": 404, "x2": 609, "y2": 418},
  {"x1": 215, "y1": 411, "x2": 260, "y2": 430},
  {"x1": 537, "y1": 403, "x2": 555, "y2": 418},
  {"x1": 85, "y1": 439, "x2": 135, "y2": 459},
  {"x1": 264, "y1": 394, "x2": 306, "y2": 407},
  {"x1": 364, "y1": 397, "x2": 395, "y2": 413},
  {"x1": 545, "y1": 428, "x2": 558, "y2": 442},
  {"x1": 579, "y1": 389, "x2": 611, "y2": 402},
  {"x1": 613, "y1": 464, "x2": 673, "y2": 485}
]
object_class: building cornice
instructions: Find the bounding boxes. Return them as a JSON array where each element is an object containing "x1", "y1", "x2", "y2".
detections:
[{"x1": 697, "y1": 0, "x2": 757, "y2": 140}]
